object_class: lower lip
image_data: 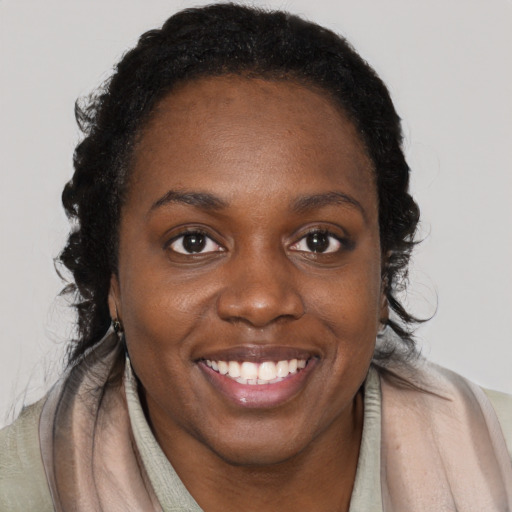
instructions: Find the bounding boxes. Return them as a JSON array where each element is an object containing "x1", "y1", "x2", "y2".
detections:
[{"x1": 198, "y1": 359, "x2": 317, "y2": 409}]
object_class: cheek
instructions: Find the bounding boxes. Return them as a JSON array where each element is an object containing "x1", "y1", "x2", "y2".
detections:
[
  {"x1": 119, "y1": 273, "x2": 213, "y2": 419},
  {"x1": 122, "y1": 278, "x2": 210, "y2": 349},
  {"x1": 304, "y1": 257, "x2": 382, "y2": 392},
  {"x1": 308, "y1": 261, "x2": 382, "y2": 336},
  {"x1": 118, "y1": 230, "x2": 211, "y2": 331}
]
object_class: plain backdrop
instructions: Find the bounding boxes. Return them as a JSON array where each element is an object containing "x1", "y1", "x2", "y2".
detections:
[{"x1": 1, "y1": 0, "x2": 511, "y2": 427}]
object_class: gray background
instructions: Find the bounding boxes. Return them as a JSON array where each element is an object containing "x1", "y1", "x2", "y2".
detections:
[{"x1": 1, "y1": 0, "x2": 511, "y2": 427}]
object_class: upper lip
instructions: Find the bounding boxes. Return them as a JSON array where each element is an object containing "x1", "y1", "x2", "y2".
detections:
[{"x1": 197, "y1": 344, "x2": 320, "y2": 363}]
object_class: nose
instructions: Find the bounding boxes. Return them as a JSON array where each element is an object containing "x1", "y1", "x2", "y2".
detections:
[{"x1": 216, "y1": 250, "x2": 305, "y2": 328}]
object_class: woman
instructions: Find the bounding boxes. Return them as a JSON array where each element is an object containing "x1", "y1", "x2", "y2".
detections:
[{"x1": 1, "y1": 4, "x2": 511, "y2": 511}]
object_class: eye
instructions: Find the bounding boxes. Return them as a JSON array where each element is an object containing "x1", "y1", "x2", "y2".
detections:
[
  {"x1": 290, "y1": 230, "x2": 342, "y2": 254},
  {"x1": 169, "y1": 231, "x2": 224, "y2": 255}
]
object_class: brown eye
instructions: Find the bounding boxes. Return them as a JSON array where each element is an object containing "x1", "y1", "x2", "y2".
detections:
[
  {"x1": 306, "y1": 232, "x2": 329, "y2": 252},
  {"x1": 290, "y1": 230, "x2": 342, "y2": 254},
  {"x1": 169, "y1": 231, "x2": 224, "y2": 254},
  {"x1": 183, "y1": 233, "x2": 206, "y2": 253}
]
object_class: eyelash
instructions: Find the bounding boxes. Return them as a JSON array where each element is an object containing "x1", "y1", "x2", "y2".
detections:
[
  {"x1": 166, "y1": 228, "x2": 350, "y2": 256},
  {"x1": 289, "y1": 229, "x2": 348, "y2": 254},
  {"x1": 167, "y1": 229, "x2": 224, "y2": 255}
]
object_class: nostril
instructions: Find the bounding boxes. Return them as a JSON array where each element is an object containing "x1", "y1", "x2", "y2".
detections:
[{"x1": 216, "y1": 283, "x2": 304, "y2": 327}]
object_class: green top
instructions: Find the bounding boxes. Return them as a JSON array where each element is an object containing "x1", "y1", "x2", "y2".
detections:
[{"x1": 1, "y1": 367, "x2": 511, "y2": 512}]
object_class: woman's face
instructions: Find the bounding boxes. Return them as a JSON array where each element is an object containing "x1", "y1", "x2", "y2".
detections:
[{"x1": 110, "y1": 76, "x2": 385, "y2": 466}]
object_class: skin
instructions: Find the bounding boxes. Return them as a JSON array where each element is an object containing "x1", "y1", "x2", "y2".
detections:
[{"x1": 109, "y1": 75, "x2": 386, "y2": 512}]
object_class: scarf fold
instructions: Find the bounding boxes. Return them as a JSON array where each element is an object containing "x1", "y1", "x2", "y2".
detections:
[
  {"x1": 379, "y1": 362, "x2": 512, "y2": 511},
  {"x1": 39, "y1": 330, "x2": 162, "y2": 511},
  {"x1": 40, "y1": 331, "x2": 512, "y2": 511}
]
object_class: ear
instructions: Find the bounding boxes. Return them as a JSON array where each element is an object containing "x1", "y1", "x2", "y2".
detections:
[{"x1": 108, "y1": 274, "x2": 122, "y2": 322}]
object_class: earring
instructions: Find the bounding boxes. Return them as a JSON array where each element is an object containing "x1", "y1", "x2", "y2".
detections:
[
  {"x1": 112, "y1": 318, "x2": 123, "y2": 334},
  {"x1": 112, "y1": 302, "x2": 123, "y2": 334}
]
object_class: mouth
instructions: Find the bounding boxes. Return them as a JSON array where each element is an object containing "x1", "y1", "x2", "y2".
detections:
[
  {"x1": 196, "y1": 348, "x2": 318, "y2": 408},
  {"x1": 204, "y1": 358, "x2": 307, "y2": 385}
]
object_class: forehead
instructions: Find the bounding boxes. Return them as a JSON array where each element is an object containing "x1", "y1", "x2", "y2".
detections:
[{"x1": 128, "y1": 75, "x2": 376, "y2": 214}]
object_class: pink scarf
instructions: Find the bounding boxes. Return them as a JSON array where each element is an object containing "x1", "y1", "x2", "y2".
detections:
[
  {"x1": 39, "y1": 331, "x2": 512, "y2": 511},
  {"x1": 380, "y1": 364, "x2": 512, "y2": 510}
]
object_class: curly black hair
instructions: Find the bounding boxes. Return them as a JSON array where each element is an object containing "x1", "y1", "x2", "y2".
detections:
[{"x1": 60, "y1": 3, "x2": 421, "y2": 365}]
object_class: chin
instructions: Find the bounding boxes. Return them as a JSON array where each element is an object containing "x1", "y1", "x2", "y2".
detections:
[
  {"x1": 210, "y1": 436, "x2": 308, "y2": 467},
  {"x1": 195, "y1": 416, "x2": 319, "y2": 467}
]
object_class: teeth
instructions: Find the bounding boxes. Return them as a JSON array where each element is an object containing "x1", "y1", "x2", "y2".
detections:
[
  {"x1": 217, "y1": 361, "x2": 229, "y2": 375},
  {"x1": 228, "y1": 361, "x2": 241, "y2": 378},
  {"x1": 258, "y1": 361, "x2": 277, "y2": 381},
  {"x1": 205, "y1": 357, "x2": 308, "y2": 385},
  {"x1": 240, "y1": 362, "x2": 258, "y2": 380},
  {"x1": 276, "y1": 360, "x2": 289, "y2": 378}
]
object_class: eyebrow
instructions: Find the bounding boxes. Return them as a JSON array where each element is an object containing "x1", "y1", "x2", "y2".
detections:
[
  {"x1": 149, "y1": 188, "x2": 366, "y2": 219},
  {"x1": 291, "y1": 191, "x2": 366, "y2": 219},
  {"x1": 149, "y1": 189, "x2": 228, "y2": 213}
]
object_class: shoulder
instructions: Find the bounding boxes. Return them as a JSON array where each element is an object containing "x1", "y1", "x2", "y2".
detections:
[
  {"x1": 376, "y1": 360, "x2": 512, "y2": 462},
  {"x1": 483, "y1": 387, "x2": 512, "y2": 461},
  {"x1": 0, "y1": 398, "x2": 54, "y2": 511}
]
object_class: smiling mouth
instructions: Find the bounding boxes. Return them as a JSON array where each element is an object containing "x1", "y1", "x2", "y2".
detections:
[
  {"x1": 204, "y1": 358, "x2": 308, "y2": 385},
  {"x1": 198, "y1": 349, "x2": 318, "y2": 408}
]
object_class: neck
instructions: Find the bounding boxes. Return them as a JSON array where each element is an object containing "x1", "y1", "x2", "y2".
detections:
[{"x1": 147, "y1": 390, "x2": 364, "y2": 512}]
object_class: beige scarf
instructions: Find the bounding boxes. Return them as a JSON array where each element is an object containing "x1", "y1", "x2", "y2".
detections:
[{"x1": 39, "y1": 330, "x2": 512, "y2": 511}]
